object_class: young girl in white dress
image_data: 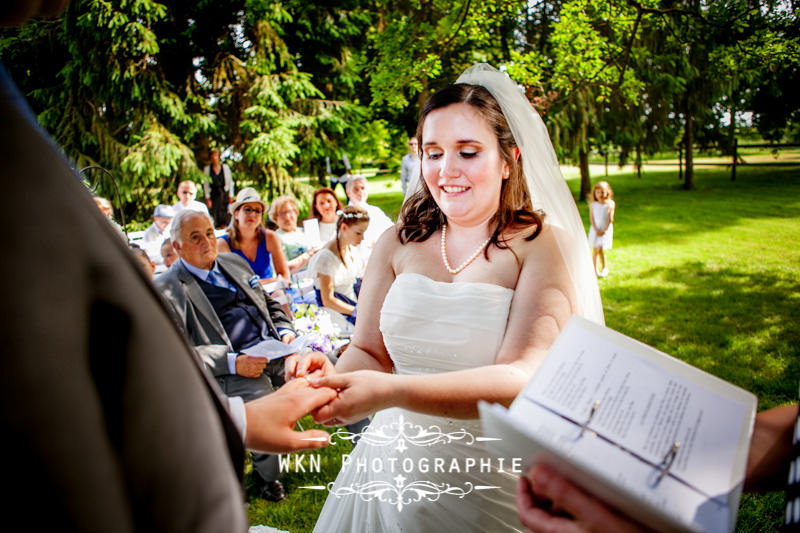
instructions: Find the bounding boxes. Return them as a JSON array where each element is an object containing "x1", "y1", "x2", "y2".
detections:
[
  {"x1": 287, "y1": 64, "x2": 604, "y2": 532},
  {"x1": 587, "y1": 181, "x2": 616, "y2": 278},
  {"x1": 306, "y1": 205, "x2": 369, "y2": 324}
]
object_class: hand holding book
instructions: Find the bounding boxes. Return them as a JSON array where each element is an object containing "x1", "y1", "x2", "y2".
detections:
[
  {"x1": 516, "y1": 404, "x2": 797, "y2": 532},
  {"x1": 480, "y1": 316, "x2": 760, "y2": 532}
]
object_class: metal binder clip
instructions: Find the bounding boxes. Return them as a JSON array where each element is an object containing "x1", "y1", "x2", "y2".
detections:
[
  {"x1": 652, "y1": 441, "x2": 680, "y2": 487},
  {"x1": 579, "y1": 400, "x2": 600, "y2": 437}
]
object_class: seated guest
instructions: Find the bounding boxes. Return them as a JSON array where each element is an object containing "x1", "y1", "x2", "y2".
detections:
[
  {"x1": 345, "y1": 175, "x2": 394, "y2": 261},
  {"x1": 307, "y1": 187, "x2": 343, "y2": 244},
  {"x1": 129, "y1": 244, "x2": 155, "y2": 280},
  {"x1": 172, "y1": 180, "x2": 211, "y2": 217},
  {"x1": 141, "y1": 204, "x2": 174, "y2": 265},
  {"x1": 155, "y1": 210, "x2": 296, "y2": 502},
  {"x1": 92, "y1": 195, "x2": 125, "y2": 239},
  {"x1": 217, "y1": 188, "x2": 290, "y2": 286},
  {"x1": 160, "y1": 238, "x2": 177, "y2": 268},
  {"x1": 269, "y1": 195, "x2": 318, "y2": 274},
  {"x1": 306, "y1": 205, "x2": 369, "y2": 324},
  {"x1": 92, "y1": 195, "x2": 114, "y2": 219}
]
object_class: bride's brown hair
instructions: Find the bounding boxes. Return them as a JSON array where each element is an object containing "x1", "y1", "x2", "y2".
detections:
[{"x1": 398, "y1": 83, "x2": 544, "y2": 258}]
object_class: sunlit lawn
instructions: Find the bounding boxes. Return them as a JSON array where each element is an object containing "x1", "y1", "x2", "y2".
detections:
[{"x1": 251, "y1": 164, "x2": 800, "y2": 532}]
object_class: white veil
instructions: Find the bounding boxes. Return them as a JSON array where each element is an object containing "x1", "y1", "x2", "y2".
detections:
[{"x1": 456, "y1": 64, "x2": 604, "y2": 324}]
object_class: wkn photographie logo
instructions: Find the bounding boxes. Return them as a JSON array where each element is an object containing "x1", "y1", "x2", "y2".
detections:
[{"x1": 278, "y1": 415, "x2": 523, "y2": 511}]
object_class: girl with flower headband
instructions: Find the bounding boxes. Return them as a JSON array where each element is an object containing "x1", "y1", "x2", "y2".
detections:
[
  {"x1": 289, "y1": 64, "x2": 602, "y2": 531},
  {"x1": 306, "y1": 205, "x2": 370, "y2": 324}
]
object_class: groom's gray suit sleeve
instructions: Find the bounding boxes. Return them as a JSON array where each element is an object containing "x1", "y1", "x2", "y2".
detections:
[{"x1": 0, "y1": 64, "x2": 247, "y2": 531}]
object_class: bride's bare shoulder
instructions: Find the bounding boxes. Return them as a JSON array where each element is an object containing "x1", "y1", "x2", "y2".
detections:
[
  {"x1": 511, "y1": 223, "x2": 569, "y2": 266},
  {"x1": 368, "y1": 224, "x2": 409, "y2": 270}
]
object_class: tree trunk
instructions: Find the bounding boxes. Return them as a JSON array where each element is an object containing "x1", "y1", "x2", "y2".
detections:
[
  {"x1": 579, "y1": 145, "x2": 591, "y2": 201},
  {"x1": 684, "y1": 112, "x2": 695, "y2": 190},
  {"x1": 635, "y1": 143, "x2": 642, "y2": 179},
  {"x1": 728, "y1": 98, "x2": 737, "y2": 156},
  {"x1": 727, "y1": 72, "x2": 738, "y2": 156},
  {"x1": 684, "y1": 37, "x2": 696, "y2": 191}
]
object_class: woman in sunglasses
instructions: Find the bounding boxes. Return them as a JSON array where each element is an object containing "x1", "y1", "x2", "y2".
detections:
[{"x1": 217, "y1": 187, "x2": 290, "y2": 285}]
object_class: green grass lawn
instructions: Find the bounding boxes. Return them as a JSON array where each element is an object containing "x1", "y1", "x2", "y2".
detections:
[{"x1": 250, "y1": 165, "x2": 800, "y2": 532}]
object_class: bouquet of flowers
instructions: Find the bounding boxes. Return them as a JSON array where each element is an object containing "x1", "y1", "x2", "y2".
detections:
[{"x1": 293, "y1": 304, "x2": 351, "y2": 355}]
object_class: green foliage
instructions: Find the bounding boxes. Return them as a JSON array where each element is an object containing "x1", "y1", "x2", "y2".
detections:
[
  {"x1": 2, "y1": 0, "x2": 797, "y2": 219},
  {"x1": 0, "y1": 0, "x2": 364, "y2": 219}
]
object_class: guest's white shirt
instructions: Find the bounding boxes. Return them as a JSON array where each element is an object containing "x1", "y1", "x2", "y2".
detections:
[
  {"x1": 141, "y1": 222, "x2": 169, "y2": 264},
  {"x1": 172, "y1": 200, "x2": 210, "y2": 217},
  {"x1": 319, "y1": 221, "x2": 337, "y2": 244},
  {"x1": 349, "y1": 201, "x2": 395, "y2": 267},
  {"x1": 399, "y1": 153, "x2": 421, "y2": 197},
  {"x1": 350, "y1": 201, "x2": 394, "y2": 246}
]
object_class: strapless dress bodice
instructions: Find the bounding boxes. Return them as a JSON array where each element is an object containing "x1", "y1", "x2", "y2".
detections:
[{"x1": 380, "y1": 272, "x2": 514, "y2": 375}]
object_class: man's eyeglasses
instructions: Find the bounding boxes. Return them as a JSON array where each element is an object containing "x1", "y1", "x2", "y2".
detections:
[{"x1": 242, "y1": 206, "x2": 263, "y2": 215}]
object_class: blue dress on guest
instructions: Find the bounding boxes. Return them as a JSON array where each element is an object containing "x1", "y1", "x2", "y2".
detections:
[{"x1": 220, "y1": 232, "x2": 275, "y2": 280}]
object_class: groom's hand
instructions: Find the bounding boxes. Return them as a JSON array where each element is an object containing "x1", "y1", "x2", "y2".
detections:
[
  {"x1": 244, "y1": 378, "x2": 337, "y2": 453},
  {"x1": 284, "y1": 350, "x2": 336, "y2": 382}
]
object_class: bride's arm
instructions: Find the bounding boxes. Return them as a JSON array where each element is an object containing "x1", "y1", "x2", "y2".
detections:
[
  {"x1": 334, "y1": 228, "x2": 399, "y2": 374},
  {"x1": 312, "y1": 226, "x2": 577, "y2": 423}
]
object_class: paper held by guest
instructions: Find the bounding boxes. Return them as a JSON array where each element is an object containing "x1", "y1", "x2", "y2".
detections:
[
  {"x1": 479, "y1": 315, "x2": 757, "y2": 533},
  {"x1": 243, "y1": 335, "x2": 315, "y2": 360},
  {"x1": 303, "y1": 218, "x2": 321, "y2": 246}
]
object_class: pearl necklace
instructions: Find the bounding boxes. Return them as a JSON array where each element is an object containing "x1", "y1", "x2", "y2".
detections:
[{"x1": 440, "y1": 224, "x2": 492, "y2": 275}]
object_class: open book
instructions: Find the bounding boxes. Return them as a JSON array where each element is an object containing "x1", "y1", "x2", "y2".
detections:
[{"x1": 479, "y1": 315, "x2": 757, "y2": 532}]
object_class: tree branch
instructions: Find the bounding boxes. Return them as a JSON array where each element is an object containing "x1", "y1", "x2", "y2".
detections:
[
  {"x1": 616, "y1": 7, "x2": 643, "y2": 88},
  {"x1": 441, "y1": 0, "x2": 472, "y2": 50}
]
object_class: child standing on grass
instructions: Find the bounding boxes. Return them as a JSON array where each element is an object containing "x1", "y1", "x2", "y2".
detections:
[{"x1": 588, "y1": 181, "x2": 615, "y2": 278}]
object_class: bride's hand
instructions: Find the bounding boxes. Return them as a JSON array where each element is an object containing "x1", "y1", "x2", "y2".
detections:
[
  {"x1": 309, "y1": 370, "x2": 394, "y2": 425},
  {"x1": 284, "y1": 350, "x2": 336, "y2": 382}
]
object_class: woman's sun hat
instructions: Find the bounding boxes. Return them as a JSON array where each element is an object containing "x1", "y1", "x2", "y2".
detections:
[{"x1": 230, "y1": 187, "x2": 267, "y2": 214}]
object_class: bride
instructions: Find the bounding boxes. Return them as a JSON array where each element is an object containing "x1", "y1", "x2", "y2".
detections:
[{"x1": 289, "y1": 64, "x2": 604, "y2": 532}]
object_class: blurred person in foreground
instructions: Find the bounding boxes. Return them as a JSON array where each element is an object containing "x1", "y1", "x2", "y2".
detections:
[{"x1": 0, "y1": 2, "x2": 335, "y2": 529}]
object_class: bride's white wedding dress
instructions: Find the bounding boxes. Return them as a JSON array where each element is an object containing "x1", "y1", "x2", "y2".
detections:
[{"x1": 313, "y1": 273, "x2": 522, "y2": 532}]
